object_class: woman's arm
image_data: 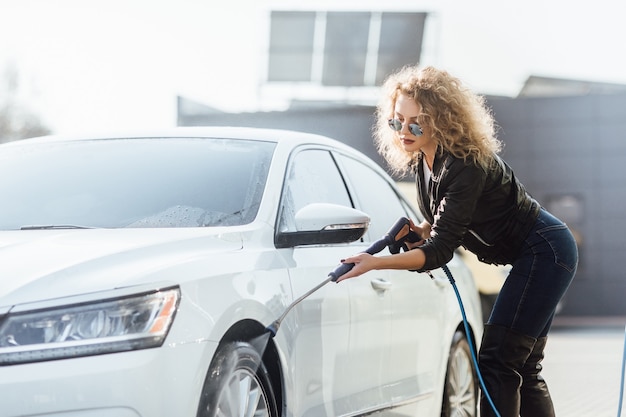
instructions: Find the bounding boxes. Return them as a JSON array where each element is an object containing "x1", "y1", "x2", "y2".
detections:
[
  {"x1": 336, "y1": 248, "x2": 427, "y2": 282},
  {"x1": 336, "y1": 218, "x2": 432, "y2": 282}
]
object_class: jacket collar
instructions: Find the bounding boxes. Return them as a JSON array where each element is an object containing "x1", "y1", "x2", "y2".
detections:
[{"x1": 416, "y1": 147, "x2": 450, "y2": 178}]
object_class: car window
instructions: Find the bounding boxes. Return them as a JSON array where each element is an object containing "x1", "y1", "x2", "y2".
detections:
[
  {"x1": 277, "y1": 148, "x2": 353, "y2": 233},
  {"x1": 335, "y1": 154, "x2": 413, "y2": 242},
  {"x1": 0, "y1": 138, "x2": 275, "y2": 229}
]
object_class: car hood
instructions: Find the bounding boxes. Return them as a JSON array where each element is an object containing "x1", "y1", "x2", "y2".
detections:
[{"x1": 0, "y1": 228, "x2": 243, "y2": 308}]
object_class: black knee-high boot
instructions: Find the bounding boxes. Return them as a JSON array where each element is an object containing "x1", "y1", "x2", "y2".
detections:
[
  {"x1": 478, "y1": 324, "x2": 537, "y2": 417},
  {"x1": 520, "y1": 337, "x2": 555, "y2": 416}
]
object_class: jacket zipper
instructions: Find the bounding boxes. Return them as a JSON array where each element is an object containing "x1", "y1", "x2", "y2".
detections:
[{"x1": 468, "y1": 229, "x2": 495, "y2": 247}]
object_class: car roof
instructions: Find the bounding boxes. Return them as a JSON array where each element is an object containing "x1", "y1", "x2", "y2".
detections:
[
  {"x1": 9, "y1": 126, "x2": 354, "y2": 151},
  {"x1": 6, "y1": 126, "x2": 382, "y2": 179}
]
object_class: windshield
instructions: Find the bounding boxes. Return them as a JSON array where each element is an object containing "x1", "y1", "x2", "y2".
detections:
[{"x1": 0, "y1": 137, "x2": 275, "y2": 230}]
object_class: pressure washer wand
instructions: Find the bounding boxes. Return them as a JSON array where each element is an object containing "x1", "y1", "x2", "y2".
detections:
[
  {"x1": 265, "y1": 275, "x2": 334, "y2": 337},
  {"x1": 266, "y1": 217, "x2": 414, "y2": 337}
]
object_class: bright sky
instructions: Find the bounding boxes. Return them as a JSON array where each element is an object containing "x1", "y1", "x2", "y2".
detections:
[{"x1": 0, "y1": 0, "x2": 625, "y2": 135}]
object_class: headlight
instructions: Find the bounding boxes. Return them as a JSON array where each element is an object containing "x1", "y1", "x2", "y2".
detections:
[{"x1": 0, "y1": 287, "x2": 180, "y2": 365}]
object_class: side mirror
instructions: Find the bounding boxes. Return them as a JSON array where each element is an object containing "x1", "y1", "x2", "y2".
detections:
[{"x1": 275, "y1": 203, "x2": 370, "y2": 248}]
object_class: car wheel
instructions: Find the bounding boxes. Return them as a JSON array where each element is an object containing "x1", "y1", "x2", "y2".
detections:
[
  {"x1": 441, "y1": 331, "x2": 478, "y2": 417},
  {"x1": 197, "y1": 341, "x2": 279, "y2": 417}
]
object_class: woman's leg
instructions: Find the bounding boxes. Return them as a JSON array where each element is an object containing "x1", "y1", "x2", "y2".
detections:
[
  {"x1": 479, "y1": 324, "x2": 537, "y2": 417},
  {"x1": 479, "y1": 209, "x2": 578, "y2": 417},
  {"x1": 520, "y1": 335, "x2": 555, "y2": 417}
]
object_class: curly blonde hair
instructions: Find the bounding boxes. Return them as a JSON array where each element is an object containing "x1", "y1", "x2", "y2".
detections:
[{"x1": 373, "y1": 65, "x2": 502, "y2": 176}]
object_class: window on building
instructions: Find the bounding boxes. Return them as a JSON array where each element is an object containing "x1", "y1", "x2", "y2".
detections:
[{"x1": 267, "y1": 11, "x2": 427, "y2": 87}]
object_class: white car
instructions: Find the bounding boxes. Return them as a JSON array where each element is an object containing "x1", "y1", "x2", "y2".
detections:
[{"x1": 0, "y1": 127, "x2": 483, "y2": 417}]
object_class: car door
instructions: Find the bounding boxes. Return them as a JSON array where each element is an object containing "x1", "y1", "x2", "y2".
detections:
[
  {"x1": 335, "y1": 152, "x2": 447, "y2": 415},
  {"x1": 276, "y1": 146, "x2": 390, "y2": 417}
]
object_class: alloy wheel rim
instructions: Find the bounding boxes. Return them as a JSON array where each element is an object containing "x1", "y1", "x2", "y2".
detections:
[
  {"x1": 448, "y1": 349, "x2": 476, "y2": 416},
  {"x1": 215, "y1": 368, "x2": 270, "y2": 417}
]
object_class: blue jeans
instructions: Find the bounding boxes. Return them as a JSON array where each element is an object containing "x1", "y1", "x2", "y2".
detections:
[{"x1": 488, "y1": 208, "x2": 579, "y2": 338}]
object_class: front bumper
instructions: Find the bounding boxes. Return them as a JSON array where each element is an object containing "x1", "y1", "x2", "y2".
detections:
[{"x1": 0, "y1": 339, "x2": 217, "y2": 417}]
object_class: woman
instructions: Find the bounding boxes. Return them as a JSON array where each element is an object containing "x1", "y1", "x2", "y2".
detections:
[{"x1": 337, "y1": 65, "x2": 578, "y2": 417}]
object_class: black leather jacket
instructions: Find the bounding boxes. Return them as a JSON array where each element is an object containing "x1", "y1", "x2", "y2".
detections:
[{"x1": 414, "y1": 150, "x2": 540, "y2": 270}]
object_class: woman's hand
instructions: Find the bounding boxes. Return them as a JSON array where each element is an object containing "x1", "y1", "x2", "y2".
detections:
[
  {"x1": 335, "y1": 253, "x2": 378, "y2": 282},
  {"x1": 412, "y1": 219, "x2": 432, "y2": 239},
  {"x1": 336, "y1": 243, "x2": 428, "y2": 282},
  {"x1": 335, "y1": 220, "x2": 432, "y2": 282},
  {"x1": 404, "y1": 219, "x2": 430, "y2": 250}
]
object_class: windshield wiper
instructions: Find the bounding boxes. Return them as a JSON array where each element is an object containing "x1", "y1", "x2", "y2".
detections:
[{"x1": 20, "y1": 224, "x2": 97, "y2": 230}]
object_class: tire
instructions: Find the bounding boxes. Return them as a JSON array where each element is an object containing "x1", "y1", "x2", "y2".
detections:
[
  {"x1": 196, "y1": 341, "x2": 279, "y2": 417},
  {"x1": 441, "y1": 331, "x2": 478, "y2": 417}
]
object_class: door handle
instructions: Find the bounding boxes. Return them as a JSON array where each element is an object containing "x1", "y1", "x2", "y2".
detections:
[{"x1": 370, "y1": 278, "x2": 392, "y2": 292}]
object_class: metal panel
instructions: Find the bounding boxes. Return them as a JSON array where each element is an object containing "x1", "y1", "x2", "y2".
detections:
[
  {"x1": 322, "y1": 12, "x2": 370, "y2": 86},
  {"x1": 268, "y1": 11, "x2": 316, "y2": 82},
  {"x1": 376, "y1": 12, "x2": 426, "y2": 85}
]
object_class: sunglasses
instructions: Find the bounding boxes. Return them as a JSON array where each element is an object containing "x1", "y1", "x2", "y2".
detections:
[{"x1": 388, "y1": 119, "x2": 423, "y2": 136}]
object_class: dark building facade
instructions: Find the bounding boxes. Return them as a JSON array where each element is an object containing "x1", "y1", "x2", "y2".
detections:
[{"x1": 489, "y1": 93, "x2": 626, "y2": 316}]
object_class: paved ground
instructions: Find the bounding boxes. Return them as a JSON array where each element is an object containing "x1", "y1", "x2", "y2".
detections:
[{"x1": 541, "y1": 316, "x2": 626, "y2": 417}]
